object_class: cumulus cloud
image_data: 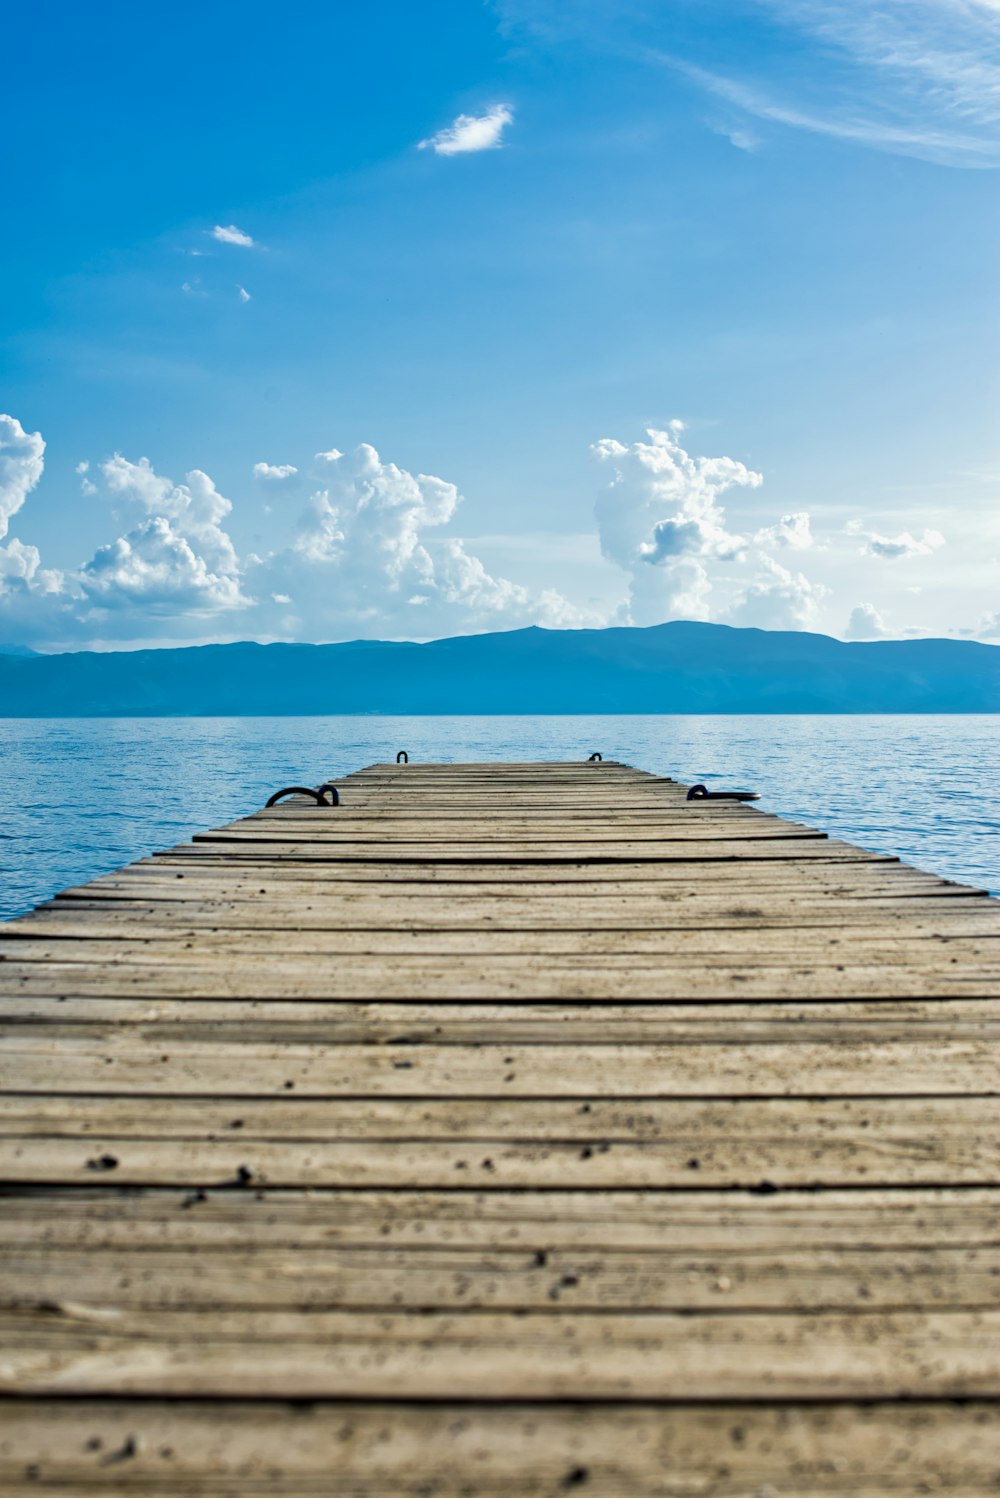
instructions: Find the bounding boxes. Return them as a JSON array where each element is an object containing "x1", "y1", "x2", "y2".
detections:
[
  {"x1": 726, "y1": 554, "x2": 828, "y2": 631},
  {"x1": 237, "y1": 285, "x2": 251, "y2": 303},
  {"x1": 0, "y1": 414, "x2": 45, "y2": 542},
  {"x1": 251, "y1": 442, "x2": 581, "y2": 636},
  {"x1": 850, "y1": 522, "x2": 945, "y2": 559},
  {"x1": 591, "y1": 423, "x2": 761, "y2": 624},
  {"x1": 82, "y1": 517, "x2": 244, "y2": 614},
  {"x1": 79, "y1": 456, "x2": 245, "y2": 619},
  {"x1": 845, "y1": 602, "x2": 889, "y2": 639},
  {"x1": 755, "y1": 511, "x2": 814, "y2": 550},
  {"x1": 419, "y1": 104, "x2": 513, "y2": 155},
  {"x1": 253, "y1": 462, "x2": 299, "y2": 483},
  {"x1": 0, "y1": 414, "x2": 63, "y2": 607},
  {"x1": 211, "y1": 224, "x2": 256, "y2": 247}
]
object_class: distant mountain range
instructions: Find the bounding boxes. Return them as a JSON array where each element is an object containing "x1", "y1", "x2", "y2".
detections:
[{"x1": 0, "y1": 623, "x2": 998, "y2": 714}]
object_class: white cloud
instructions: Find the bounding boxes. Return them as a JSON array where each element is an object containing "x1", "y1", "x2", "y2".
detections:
[
  {"x1": 237, "y1": 285, "x2": 251, "y2": 303},
  {"x1": 845, "y1": 602, "x2": 889, "y2": 639},
  {"x1": 853, "y1": 524, "x2": 945, "y2": 559},
  {"x1": 419, "y1": 105, "x2": 513, "y2": 155},
  {"x1": 211, "y1": 224, "x2": 256, "y2": 247},
  {"x1": 0, "y1": 415, "x2": 60, "y2": 605},
  {"x1": 0, "y1": 414, "x2": 45, "y2": 541},
  {"x1": 675, "y1": 1, "x2": 1000, "y2": 168},
  {"x1": 726, "y1": 554, "x2": 828, "y2": 631},
  {"x1": 75, "y1": 460, "x2": 88, "y2": 475},
  {"x1": 251, "y1": 441, "x2": 580, "y2": 636},
  {"x1": 78, "y1": 456, "x2": 245, "y2": 620},
  {"x1": 501, "y1": 0, "x2": 1000, "y2": 168},
  {"x1": 591, "y1": 423, "x2": 761, "y2": 624},
  {"x1": 81, "y1": 517, "x2": 244, "y2": 614},
  {"x1": 253, "y1": 462, "x2": 299, "y2": 483},
  {"x1": 755, "y1": 511, "x2": 814, "y2": 550}
]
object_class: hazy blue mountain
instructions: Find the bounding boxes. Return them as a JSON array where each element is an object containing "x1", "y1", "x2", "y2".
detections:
[
  {"x1": 0, "y1": 643, "x2": 39, "y2": 657},
  {"x1": 0, "y1": 623, "x2": 998, "y2": 715}
]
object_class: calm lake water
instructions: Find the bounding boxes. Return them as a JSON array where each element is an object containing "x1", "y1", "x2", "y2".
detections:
[{"x1": 1, "y1": 715, "x2": 998, "y2": 920}]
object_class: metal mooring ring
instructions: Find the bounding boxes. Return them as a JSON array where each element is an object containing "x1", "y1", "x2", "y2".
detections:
[
  {"x1": 588, "y1": 752, "x2": 603, "y2": 762},
  {"x1": 396, "y1": 751, "x2": 409, "y2": 764},
  {"x1": 686, "y1": 783, "x2": 760, "y2": 802},
  {"x1": 265, "y1": 784, "x2": 340, "y2": 808}
]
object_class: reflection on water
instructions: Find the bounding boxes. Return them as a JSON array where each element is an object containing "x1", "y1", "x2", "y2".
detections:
[{"x1": 1, "y1": 714, "x2": 998, "y2": 920}]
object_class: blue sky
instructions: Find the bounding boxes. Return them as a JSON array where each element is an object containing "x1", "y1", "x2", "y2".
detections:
[{"x1": 2, "y1": 0, "x2": 998, "y2": 649}]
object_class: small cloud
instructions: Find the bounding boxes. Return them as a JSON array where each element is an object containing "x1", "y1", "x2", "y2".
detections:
[
  {"x1": 854, "y1": 525, "x2": 944, "y2": 560},
  {"x1": 211, "y1": 224, "x2": 256, "y2": 247},
  {"x1": 253, "y1": 462, "x2": 299, "y2": 483},
  {"x1": 181, "y1": 279, "x2": 207, "y2": 297},
  {"x1": 754, "y1": 512, "x2": 814, "y2": 550},
  {"x1": 314, "y1": 448, "x2": 344, "y2": 467},
  {"x1": 845, "y1": 602, "x2": 888, "y2": 640},
  {"x1": 237, "y1": 285, "x2": 251, "y2": 303},
  {"x1": 713, "y1": 120, "x2": 761, "y2": 152},
  {"x1": 418, "y1": 104, "x2": 513, "y2": 156},
  {"x1": 75, "y1": 460, "x2": 89, "y2": 475}
]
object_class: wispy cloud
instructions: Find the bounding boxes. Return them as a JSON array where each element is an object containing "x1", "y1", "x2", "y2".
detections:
[
  {"x1": 675, "y1": 0, "x2": 1000, "y2": 168},
  {"x1": 211, "y1": 223, "x2": 256, "y2": 247},
  {"x1": 419, "y1": 105, "x2": 513, "y2": 156},
  {"x1": 680, "y1": 56, "x2": 1000, "y2": 167},
  {"x1": 499, "y1": 0, "x2": 1000, "y2": 166},
  {"x1": 237, "y1": 285, "x2": 251, "y2": 303}
]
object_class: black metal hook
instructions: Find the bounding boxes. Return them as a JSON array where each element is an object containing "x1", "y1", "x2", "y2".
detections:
[
  {"x1": 588, "y1": 752, "x2": 603, "y2": 762},
  {"x1": 686, "y1": 783, "x2": 760, "y2": 802},
  {"x1": 265, "y1": 784, "x2": 340, "y2": 808},
  {"x1": 396, "y1": 750, "x2": 409, "y2": 764}
]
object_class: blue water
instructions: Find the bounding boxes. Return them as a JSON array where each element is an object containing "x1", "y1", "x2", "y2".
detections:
[{"x1": 0, "y1": 715, "x2": 998, "y2": 921}]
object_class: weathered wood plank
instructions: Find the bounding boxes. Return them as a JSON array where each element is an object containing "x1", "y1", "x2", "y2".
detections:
[
  {"x1": 0, "y1": 1096, "x2": 994, "y2": 1186},
  {"x1": 3, "y1": 1036, "x2": 999, "y2": 1096},
  {"x1": 4, "y1": 958, "x2": 1000, "y2": 998},
  {"x1": 2, "y1": 1400, "x2": 996, "y2": 1496},
  {"x1": 3, "y1": 1306, "x2": 999, "y2": 1398},
  {"x1": 4, "y1": 1186, "x2": 996, "y2": 1250},
  {"x1": 6, "y1": 1241, "x2": 997, "y2": 1311},
  {"x1": 7, "y1": 997, "x2": 1000, "y2": 1036}
]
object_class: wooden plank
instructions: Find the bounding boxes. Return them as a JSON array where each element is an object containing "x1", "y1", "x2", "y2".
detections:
[
  {"x1": 4, "y1": 1186, "x2": 997, "y2": 1250},
  {"x1": 2, "y1": 1400, "x2": 997, "y2": 1496},
  {"x1": 6, "y1": 926, "x2": 1000, "y2": 963},
  {"x1": 3, "y1": 1036, "x2": 1000, "y2": 1096},
  {"x1": 6, "y1": 1240, "x2": 997, "y2": 1312},
  {"x1": 0, "y1": 1096, "x2": 994, "y2": 1186},
  {"x1": 7, "y1": 997, "x2": 1000, "y2": 1035},
  {"x1": 3, "y1": 1305, "x2": 999, "y2": 1398},
  {"x1": 4, "y1": 960, "x2": 1000, "y2": 999}
]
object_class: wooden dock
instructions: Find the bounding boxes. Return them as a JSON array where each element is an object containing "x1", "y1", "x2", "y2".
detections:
[{"x1": 1, "y1": 757, "x2": 999, "y2": 1493}]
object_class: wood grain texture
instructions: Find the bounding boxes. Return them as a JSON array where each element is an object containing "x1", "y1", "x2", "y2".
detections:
[
  {"x1": 2, "y1": 1400, "x2": 998, "y2": 1496},
  {"x1": 1, "y1": 758, "x2": 998, "y2": 1491}
]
